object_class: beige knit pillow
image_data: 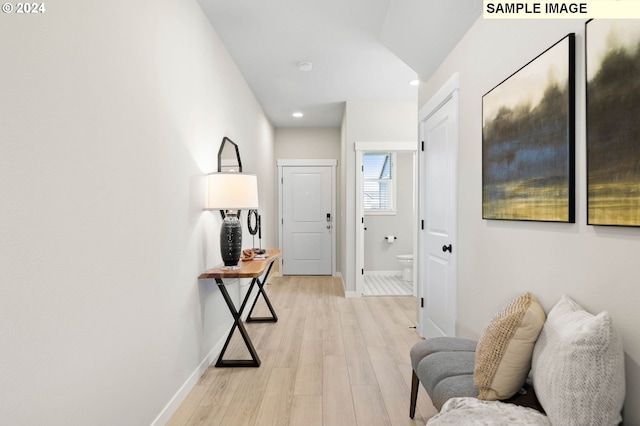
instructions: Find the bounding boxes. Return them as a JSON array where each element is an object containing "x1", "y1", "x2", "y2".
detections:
[{"x1": 474, "y1": 293, "x2": 546, "y2": 400}]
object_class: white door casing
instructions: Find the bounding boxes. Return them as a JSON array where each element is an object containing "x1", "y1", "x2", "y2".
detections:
[
  {"x1": 418, "y1": 74, "x2": 459, "y2": 338},
  {"x1": 278, "y1": 160, "x2": 336, "y2": 276}
]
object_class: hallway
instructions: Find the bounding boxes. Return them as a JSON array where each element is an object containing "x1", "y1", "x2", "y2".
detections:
[{"x1": 168, "y1": 276, "x2": 436, "y2": 425}]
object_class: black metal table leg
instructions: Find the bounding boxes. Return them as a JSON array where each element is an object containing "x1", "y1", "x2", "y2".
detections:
[
  {"x1": 214, "y1": 278, "x2": 261, "y2": 367},
  {"x1": 245, "y1": 260, "x2": 278, "y2": 323}
]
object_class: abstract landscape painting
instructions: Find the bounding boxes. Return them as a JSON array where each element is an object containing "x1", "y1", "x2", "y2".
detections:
[
  {"x1": 587, "y1": 19, "x2": 640, "y2": 226},
  {"x1": 483, "y1": 34, "x2": 575, "y2": 222}
]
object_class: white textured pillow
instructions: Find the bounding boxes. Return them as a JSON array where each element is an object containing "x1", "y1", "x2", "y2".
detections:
[
  {"x1": 531, "y1": 295, "x2": 625, "y2": 426},
  {"x1": 427, "y1": 397, "x2": 551, "y2": 426}
]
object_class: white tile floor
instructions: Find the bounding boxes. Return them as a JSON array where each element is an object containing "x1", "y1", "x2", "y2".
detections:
[{"x1": 363, "y1": 274, "x2": 413, "y2": 296}]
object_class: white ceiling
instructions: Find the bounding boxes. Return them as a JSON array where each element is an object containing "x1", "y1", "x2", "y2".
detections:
[{"x1": 197, "y1": 0, "x2": 482, "y2": 128}]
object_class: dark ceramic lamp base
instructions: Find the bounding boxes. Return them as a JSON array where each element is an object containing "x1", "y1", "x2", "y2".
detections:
[{"x1": 220, "y1": 214, "x2": 242, "y2": 268}]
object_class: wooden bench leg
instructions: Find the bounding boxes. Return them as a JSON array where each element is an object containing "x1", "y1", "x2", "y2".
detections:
[{"x1": 410, "y1": 369, "x2": 419, "y2": 418}]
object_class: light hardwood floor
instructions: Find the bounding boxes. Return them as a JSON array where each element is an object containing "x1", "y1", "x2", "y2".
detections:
[{"x1": 167, "y1": 276, "x2": 438, "y2": 426}]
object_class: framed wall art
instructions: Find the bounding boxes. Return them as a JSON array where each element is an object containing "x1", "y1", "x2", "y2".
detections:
[
  {"x1": 586, "y1": 19, "x2": 640, "y2": 226},
  {"x1": 482, "y1": 33, "x2": 575, "y2": 222}
]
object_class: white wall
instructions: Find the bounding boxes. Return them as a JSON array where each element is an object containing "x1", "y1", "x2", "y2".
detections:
[
  {"x1": 0, "y1": 1, "x2": 275, "y2": 424},
  {"x1": 275, "y1": 127, "x2": 341, "y2": 160},
  {"x1": 341, "y1": 100, "x2": 418, "y2": 292},
  {"x1": 419, "y1": 17, "x2": 640, "y2": 423}
]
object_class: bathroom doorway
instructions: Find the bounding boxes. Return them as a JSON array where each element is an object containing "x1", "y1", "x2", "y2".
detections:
[{"x1": 355, "y1": 142, "x2": 418, "y2": 297}]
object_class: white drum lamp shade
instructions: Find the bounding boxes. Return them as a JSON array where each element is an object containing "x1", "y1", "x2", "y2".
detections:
[
  {"x1": 205, "y1": 173, "x2": 259, "y2": 267},
  {"x1": 206, "y1": 172, "x2": 259, "y2": 211}
]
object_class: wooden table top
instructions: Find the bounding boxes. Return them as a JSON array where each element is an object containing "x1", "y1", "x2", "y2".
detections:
[{"x1": 198, "y1": 249, "x2": 281, "y2": 279}]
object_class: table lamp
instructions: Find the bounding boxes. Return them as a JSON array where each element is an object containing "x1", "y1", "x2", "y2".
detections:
[{"x1": 206, "y1": 172, "x2": 259, "y2": 268}]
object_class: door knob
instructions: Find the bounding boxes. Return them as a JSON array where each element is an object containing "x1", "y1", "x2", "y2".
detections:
[{"x1": 442, "y1": 244, "x2": 452, "y2": 253}]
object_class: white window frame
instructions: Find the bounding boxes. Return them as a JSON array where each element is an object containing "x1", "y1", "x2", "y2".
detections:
[{"x1": 363, "y1": 152, "x2": 396, "y2": 216}]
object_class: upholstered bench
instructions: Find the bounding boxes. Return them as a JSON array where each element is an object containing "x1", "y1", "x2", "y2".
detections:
[
  {"x1": 410, "y1": 294, "x2": 626, "y2": 426},
  {"x1": 409, "y1": 338, "x2": 543, "y2": 415},
  {"x1": 410, "y1": 337, "x2": 478, "y2": 412}
]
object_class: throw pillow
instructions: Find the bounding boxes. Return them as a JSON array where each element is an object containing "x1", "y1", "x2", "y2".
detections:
[
  {"x1": 474, "y1": 292, "x2": 546, "y2": 400},
  {"x1": 530, "y1": 295, "x2": 625, "y2": 426}
]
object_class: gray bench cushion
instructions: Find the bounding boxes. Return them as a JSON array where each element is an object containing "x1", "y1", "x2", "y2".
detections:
[
  {"x1": 410, "y1": 337, "x2": 477, "y2": 370},
  {"x1": 411, "y1": 337, "x2": 479, "y2": 410}
]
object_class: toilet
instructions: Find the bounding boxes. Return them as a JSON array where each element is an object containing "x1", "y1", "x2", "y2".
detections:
[{"x1": 397, "y1": 254, "x2": 414, "y2": 282}]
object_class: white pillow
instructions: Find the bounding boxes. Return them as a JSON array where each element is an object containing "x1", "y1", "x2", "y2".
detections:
[
  {"x1": 531, "y1": 295, "x2": 625, "y2": 426},
  {"x1": 426, "y1": 397, "x2": 551, "y2": 426}
]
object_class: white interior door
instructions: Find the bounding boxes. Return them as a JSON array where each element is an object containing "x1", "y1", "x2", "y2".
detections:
[
  {"x1": 281, "y1": 165, "x2": 333, "y2": 275},
  {"x1": 418, "y1": 76, "x2": 458, "y2": 338}
]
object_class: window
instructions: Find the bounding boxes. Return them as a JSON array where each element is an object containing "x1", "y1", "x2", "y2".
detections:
[{"x1": 363, "y1": 152, "x2": 395, "y2": 214}]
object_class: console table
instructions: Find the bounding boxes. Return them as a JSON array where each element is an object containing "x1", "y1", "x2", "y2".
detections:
[{"x1": 198, "y1": 249, "x2": 281, "y2": 367}]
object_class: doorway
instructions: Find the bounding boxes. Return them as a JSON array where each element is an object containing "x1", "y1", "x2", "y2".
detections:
[
  {"x1": 355, "y1": 142, "x2": 418, "y2": 297},
  {"x1": 417, "y1": 73, "x2": 459, "y2": 338},
  {"x1": 277, "y1": 159, "x2": 336, "y2": 276}
]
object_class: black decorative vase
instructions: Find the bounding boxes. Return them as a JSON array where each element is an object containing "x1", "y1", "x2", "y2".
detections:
[{"x1": 220, "y1": 214, "x2": 242, "y2": 267}]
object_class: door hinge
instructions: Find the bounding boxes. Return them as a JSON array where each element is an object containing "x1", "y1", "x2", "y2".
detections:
[
  {"x1": 421, "y1": 141, "x2": 424, "y2": 151},
  {"x1": 421, "y1": 298, "x2": 424, "y2": 308},
  {"x1": 421, "y1": 220, "x2": 424, "y2": 230},
  {"x1": 361, "y1": 217, "x2": 364, "y2": 224},
  {"x1": 361, "y1": 165, "x2": 364, "y2": 172},
  {"x1": 361, "y1": 268, "x2": 364, "y2": 275}
]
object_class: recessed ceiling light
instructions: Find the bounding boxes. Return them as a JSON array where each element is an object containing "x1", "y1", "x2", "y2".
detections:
[
  {"x1": 409, "y1": 79, "x2": 420, "y2": 86},
  {"x1": 298, "y1": 61, "x2": 313, "y2": 72},
  {"x1": 293, "y1": 112, "x2": 304, "y2": 118}
]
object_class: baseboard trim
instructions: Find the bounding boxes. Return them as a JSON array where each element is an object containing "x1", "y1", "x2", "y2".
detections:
[
  {"x1": 150, "y1": 327, "x2": 230, "y2": 426},
  {"x1": 152, "y1": 285, "x2": 262, "y2": 425},
  {"x1": 335, "y1": 272, "x2": 361, "y2": 298}
]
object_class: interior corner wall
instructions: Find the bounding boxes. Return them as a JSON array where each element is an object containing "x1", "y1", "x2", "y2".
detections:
[
  {"x1": 0, "y1": 1, "x2": 275, "y2": 425},
  {"x1": 419, "y1": 17, "x2": 640, "y2": 423},
  {"x1": 342, "y1": 100, "x2": 418, "y2": 292},
  {"x1": 339, "y1": 111, "x2": 348, "y2": 281}
]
